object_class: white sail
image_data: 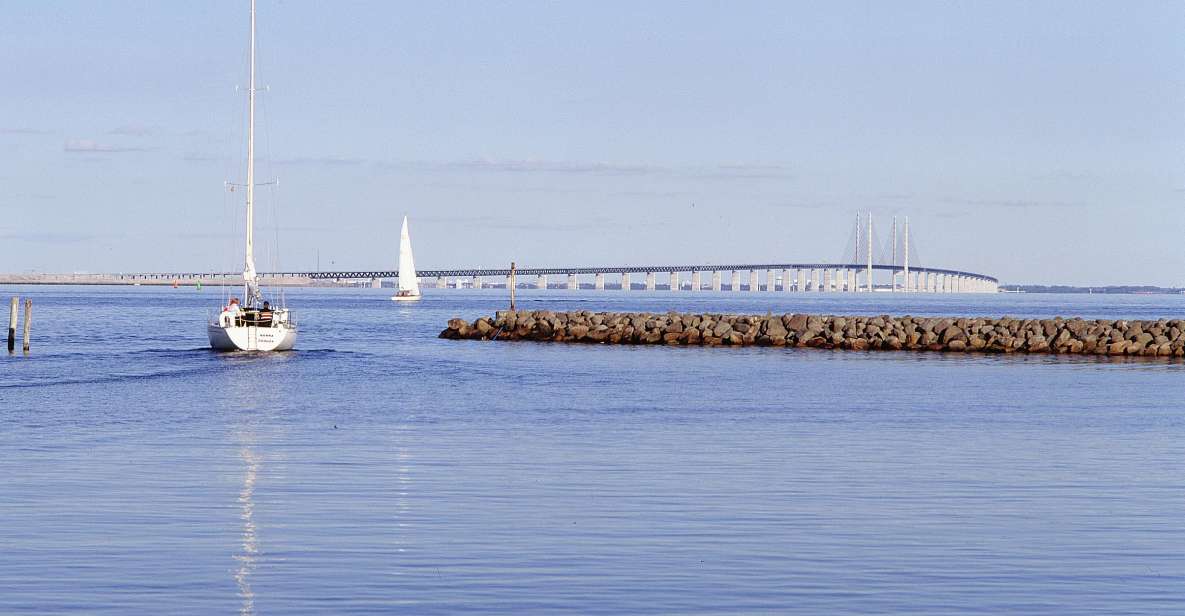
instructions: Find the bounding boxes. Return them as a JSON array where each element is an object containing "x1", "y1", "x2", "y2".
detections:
[{"x1": 394, "y1": 215, "x2": 421, "y2": 299}]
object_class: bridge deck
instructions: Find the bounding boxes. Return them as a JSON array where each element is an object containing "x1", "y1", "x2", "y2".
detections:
[{"x1": 269, "y1": 263, "x2": 997, "y2": 284}]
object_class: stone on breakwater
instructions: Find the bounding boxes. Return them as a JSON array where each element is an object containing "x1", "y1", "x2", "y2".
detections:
[{"x1": 439, "y1": 310, "x2": 1185, "y2": 358}]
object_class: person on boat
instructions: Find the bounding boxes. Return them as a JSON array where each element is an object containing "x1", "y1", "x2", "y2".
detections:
[
  {"x1": 226, "y1": 297, "x2": 243, "y2": 326},
  {"x1": 259, "y1": 301, "x2": 273, "y2": 327}
]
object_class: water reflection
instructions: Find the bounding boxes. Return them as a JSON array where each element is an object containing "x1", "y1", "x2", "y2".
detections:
[
  {"x1": 217, "y1": 352, "x2": 293, "y2": 614},
  {"x1": 234, "y1": 446, "x2": 260, "y2": 616}
]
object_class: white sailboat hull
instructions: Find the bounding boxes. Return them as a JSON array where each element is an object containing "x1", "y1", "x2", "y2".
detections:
[
  {"x1": 208, "y1": 323, "x2": 297, "y2": 352},
  {"x1": 390, "y1": 294, "x2": 421, "y2": 301}
]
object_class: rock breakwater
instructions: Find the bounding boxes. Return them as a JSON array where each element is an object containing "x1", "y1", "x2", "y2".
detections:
[{"x1": 440, "y1": 310, "x2": 1185, "y2": 357}]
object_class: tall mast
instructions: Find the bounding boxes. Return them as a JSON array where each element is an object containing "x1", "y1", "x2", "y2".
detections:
[{"x1": 243, "y1": 0, "x2": 259, "y2": 305}]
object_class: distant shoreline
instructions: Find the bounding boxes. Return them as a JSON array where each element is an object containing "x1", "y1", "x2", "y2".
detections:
[{"x1": 1001, "y1": 285, "x2": 1185, "y2": 295}]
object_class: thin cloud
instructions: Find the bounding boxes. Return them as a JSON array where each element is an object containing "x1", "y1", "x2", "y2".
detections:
[
  {"x1": 389, "y1": 157, "x2": 794, "y2": 180},
  {"x1": 415, "y1": 214, "x2": 616, "y2": 232},
  {"x1": 770, "y1": 201, "x2": 831, "y2": 210},
  {"x1": 182, "y1": 152, "x2": 223, "y2": 162},
  {"x1": 1028, "y1": 169, "x2": 1097, "y2": 182},
  {"x1": 275, "y1": 156, "x2": 366, "y2": 166},
  {"x1": 64, "y1": 139, "x2": 149, "y2": 153},
  {"x1": 872, "y1": 192, "x2": 1085, "y2": 210},
  {"x1": 109, "y1": 124, "x2": 158, "y2": 137},
  {"x1": 5, "y1": 192, "x2": 57, "y2": 201},
  {"x1": 0, "y1": 231, "x2": 99, "y2": 244},
  {"x1": 947, "y1": 198, "x2": 1084, "y2": 210},
  {"x1": 0, "y1": 127, "x2": 53, "y2": 135},
  {"x1": 429, "y1": 158, "x2": 668, "y2": 176},
  {"x1": 874, "y1": 193, "x2": 916, "y2": 201}
]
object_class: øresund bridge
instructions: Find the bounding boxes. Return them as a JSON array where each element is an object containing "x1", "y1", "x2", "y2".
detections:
[
  {"x1": 4, "y1": 262, "x2": 997, "y2": 293},
  {"x1": 2, "y1": 215, "x2": 999, "y2": 293}
]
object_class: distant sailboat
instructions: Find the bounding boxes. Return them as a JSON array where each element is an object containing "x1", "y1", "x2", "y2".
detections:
[
  {"x1": 207, "y1": 0, "x2": 297, "y2": 351},
  {"x1": 391, "y1": 216, "x2": 421, "y2": 301}
]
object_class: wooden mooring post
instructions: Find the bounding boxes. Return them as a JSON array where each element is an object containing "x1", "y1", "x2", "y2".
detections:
[
  {"x1": 509, "y1": 262, "x2": 517, "y2": 311},
  {"x1": 22, "y1": 298, "x2": 31, "y2": 352},
  {"x1": 7, "y1": 296, "x2": 16, "y2": 353}
]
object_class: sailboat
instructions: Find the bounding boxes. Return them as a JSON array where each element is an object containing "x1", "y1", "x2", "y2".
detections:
[
  {"x1": 207, "y1": 0, "x2": 297, "y2": 352},
  {"x1": 391, "y1": 216, "x2": 422, "y2": 301}
]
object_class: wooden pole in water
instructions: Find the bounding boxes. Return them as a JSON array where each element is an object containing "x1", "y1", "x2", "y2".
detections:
[
  {"x1": 7, "y1": 296, "x2": 16, "y2": 352},
  {"x1": 22, "y1": 298, "x2": 31, "y2": 352},
  {"x1": 509, "y1": 261, "x2": 517, "y2": 311}
]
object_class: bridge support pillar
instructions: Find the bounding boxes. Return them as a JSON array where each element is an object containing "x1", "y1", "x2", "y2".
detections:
[
  {"x1": 822, "y1": 269, "x2": 832, "y2": 292},
  {"x1": 692, "y1": 271, "x2": 701, "y2": 291},
  {"x1": 595, "y1": 272, "x2": 605, "y2": 291},
  {"x1": 782, "y1": 269, "x2": 791, "y2": 292},
  {"x1": 930, "y1": 273, "x2": 938, "y2": 293},
  {"x1": 472, "y1": 275, "x2": 481, "y2": 289},
  {"x1": 712, "y1": 271, "x2": 722, "y2": 292},
  {"x1": 621, "y1": 272, "x2": 631, "y2": 291},
  {"x1": 731, "y1": 270, "x2": 741, "y2": 291},
  {"x1": 371, "y1": 277, "x2": 382, "y2": 289},
  {"x1": 568, "y1": 273, "x2": 577, "y2": 290},
  {"x1": 669, "y1": 271, "x2": 679, "y2": 291},
  {"x1": 645, "y1": 272, "x2": 656, "y2": 291},
  {"x1": 848, "y1": 269, "x2": 857, "y2": 292},
  {"x1": 436, "y1": 276, "x2": 447, "y2": 289},
  {"x1": 794, "y1": 268, "x2": 803, "y2": 291},
  {"x1": 536, "y1": 274, "x2": 547, "y2": 289},
  {"x1": 749, "y1": 270, "x2": 759, "y2": 292}
]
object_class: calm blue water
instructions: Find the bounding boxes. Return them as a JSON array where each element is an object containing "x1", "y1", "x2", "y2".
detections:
[{"x1": 1, "y1": 286, "x2": 1183, "y2": 615}]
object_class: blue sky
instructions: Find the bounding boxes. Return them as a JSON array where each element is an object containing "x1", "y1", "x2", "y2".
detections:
[{"x1": 1, "y1": 1, "x2": 1182, "y2": 285}]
